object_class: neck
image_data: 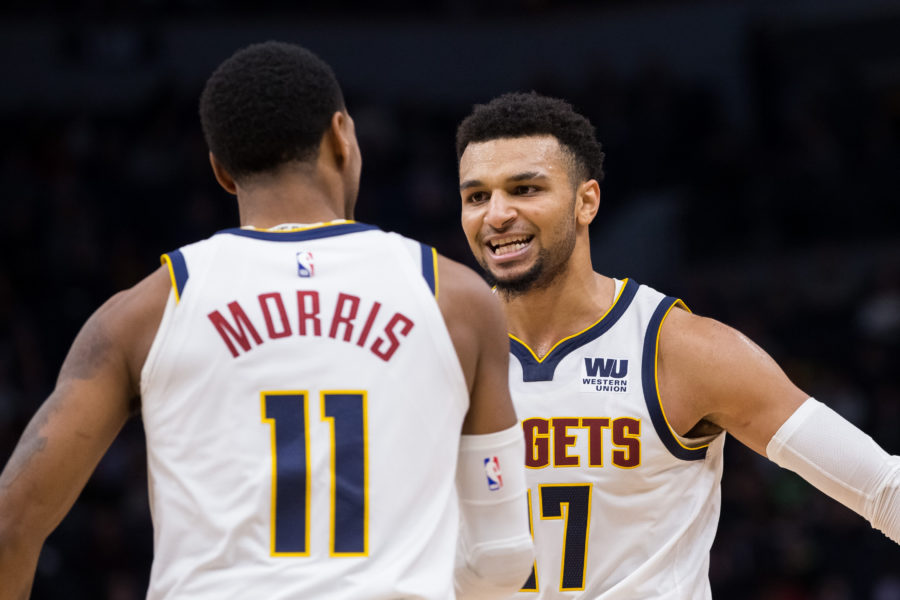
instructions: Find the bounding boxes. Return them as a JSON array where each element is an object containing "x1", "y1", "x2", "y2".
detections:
[
  {"x1": 501, "y1": 250, "x2": 615, "y2": 359},
  {"x1": 235, "y1": 164, "x2": 347, "y2": 228}
]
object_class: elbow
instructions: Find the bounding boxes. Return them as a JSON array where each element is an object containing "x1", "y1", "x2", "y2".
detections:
[
  {"x1": 456, "y1": 535, "x2": 535, "y2": 598},
  {"x1": 868, "y1": 456, "x2": 900, "y2": 545},
  {"x1": 475, "y1": 537, "x2": 535, "y2": 590}
]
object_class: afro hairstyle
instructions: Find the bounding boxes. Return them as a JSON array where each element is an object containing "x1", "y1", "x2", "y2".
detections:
[
  {"x1": 456, "y1": 91, "x2": 605, "y2": 184},
  {"x1": 199, "y1": 41, "x2": 345, "y2": 179}
]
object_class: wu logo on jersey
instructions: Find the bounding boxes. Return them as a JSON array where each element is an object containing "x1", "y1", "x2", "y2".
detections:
[
  {"x1": 584, "y1": 357, "x2": 628, "y2": 378},
  {"x1": 296, "y1": 251, "x2": 315, "y2": 277},
  {"x1": 484, "y1": 456, "x2": 503, "y2": 491},
  {"x1": 581, "y1": 357, "x2": 629, "y2": 393}
]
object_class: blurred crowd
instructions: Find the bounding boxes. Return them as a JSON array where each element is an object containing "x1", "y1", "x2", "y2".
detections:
[{"x1": 1, "y1": 6, "x2": 899, "y2": 600}]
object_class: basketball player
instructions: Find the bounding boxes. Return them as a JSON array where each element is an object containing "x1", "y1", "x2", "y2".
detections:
[
  {"x1": 0, "y1": 43, "x2": 534, "y2": 599},
  {"x1": 455, "y1": 91, "x2": 900, "y2": 598}
]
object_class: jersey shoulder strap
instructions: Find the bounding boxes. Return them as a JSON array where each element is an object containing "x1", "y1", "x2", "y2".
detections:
[{"x1": 388, "y1": 233, "x2": 438, "y2": 299}]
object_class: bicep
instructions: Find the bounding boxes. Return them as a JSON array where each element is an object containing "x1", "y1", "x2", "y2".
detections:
[
  {"x1": 462, "y1": 293, "x2": 518, "y2": 435},
  {"x1": 0, "y1": 301, "x2": 135, "y2": 541},
  {"x1": 435, "y1": 257, "x2": 518, "y2": 435},
  {"x1": 659, "y1": 310, "x2": 808, "y2": 456}
]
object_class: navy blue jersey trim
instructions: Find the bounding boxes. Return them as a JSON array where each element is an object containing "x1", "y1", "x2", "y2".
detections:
[
  {"x1": 510, "y1": 279, "x2": 639, "y2": 382},
  {"x1": 219, "y1": 222, "x2": 378, "y2": 242},
  {"x1": 641, "y1": 296, "x2": 708, "y2": 461},
  {"x1": 419, "y1": 243, "x2": 437, "y2": 297},
  {"x1": 162, "y1": 249, "x2": 189, "y2": 302}
]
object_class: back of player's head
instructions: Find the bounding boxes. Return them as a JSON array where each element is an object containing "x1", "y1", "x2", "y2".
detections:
[
  {"x1": 456, "y1": 91, "x2": 605, "y2": 184},
  {"x1": 199, "y1": 41, "x2": 345, "y2": 179}
]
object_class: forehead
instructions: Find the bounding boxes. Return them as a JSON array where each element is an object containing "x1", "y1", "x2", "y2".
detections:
[{"x1": 458, "y1": 135, "x2": 570, "y2": 185}]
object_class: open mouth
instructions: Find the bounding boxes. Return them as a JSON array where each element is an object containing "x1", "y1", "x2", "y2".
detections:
[{"x1": 487, "y1": 235, "x2": 533, "y2": 256}]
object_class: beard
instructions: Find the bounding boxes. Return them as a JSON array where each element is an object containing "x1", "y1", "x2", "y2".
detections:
[
  {"x1": 481, "y1": 248, "x2": 549, "y2": 296},
  {"x1": 480, "y1": 219, "x2": 577, "y2": 299}
]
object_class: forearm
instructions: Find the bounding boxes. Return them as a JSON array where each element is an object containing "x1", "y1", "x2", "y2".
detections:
[
  {"x1": 0, "y1": 447, "x2": 50, "y2": 600},
  {"x1": 0, "y1": 385, "x2": 131, "y2": 600},
  {"x1": 766, "y1": 398, "x2": 900, "y2": 544},
  {"x1": 455, "y1": 424, "x2": 534, "y2": 599},
  {"x1": 869, "y1": 462, "x2": 900, "y2": 544},
  {"x1": 0, "y1": 525, "x2": 42, "y2": 600}
]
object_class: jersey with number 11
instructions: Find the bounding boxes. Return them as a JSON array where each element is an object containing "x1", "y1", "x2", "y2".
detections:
[{"x1": 141, "y1": 222, "x2": 469, "y2": 599}]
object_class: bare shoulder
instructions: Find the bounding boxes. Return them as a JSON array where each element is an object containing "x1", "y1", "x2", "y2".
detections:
[
  {"x1": 434, "y1": 254, "x2": 508, "y2": 393},
  {"x1": 659, "y1": 306, "x2": 759, "y2": 364},
  {"x1": 61, "y1": 265, "x2": 172, "y2": 396},
  {"x1": 659, "y1": 307, "x2": 793, "y2": 385},
  {"x1": 436, "y1": 255, "x2": 504, "y2": 326},
  {"x1": 657, "y1": 306, "x2": 807, "y2": 454}
]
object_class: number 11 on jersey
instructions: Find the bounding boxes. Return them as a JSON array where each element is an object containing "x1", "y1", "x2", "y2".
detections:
[{"x1": 261, "y1": 390, "x2": 368, "y2": 557}]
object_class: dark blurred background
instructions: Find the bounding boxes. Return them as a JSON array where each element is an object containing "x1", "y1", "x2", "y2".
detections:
[{"x1": 1, "y1": 0, "x2": 899, "y2": 598}]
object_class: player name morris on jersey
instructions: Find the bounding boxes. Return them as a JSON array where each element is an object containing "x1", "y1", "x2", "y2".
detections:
[{"x1": 207, "y1": 289, "x2": 414, "y2": 361}]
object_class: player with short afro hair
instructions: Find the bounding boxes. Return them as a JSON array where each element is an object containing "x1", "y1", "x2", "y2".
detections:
[
  {"x1": 199, "y1": 41, "x2": 345, "y2": 180},
  {"x1": 455, "y1": 91, "x2": 605, "y2": 185}
]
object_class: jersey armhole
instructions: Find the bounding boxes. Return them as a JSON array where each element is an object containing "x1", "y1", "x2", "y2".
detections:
[
  {"x1": 641, "y1": 297, "x2": 712, "y2": 461},
  {"x1": 418, "y1": 243, "x2": 438, "y2": 299},
  {"x1": 160, "y1": 249, "x2": 189, "y2": 303}
]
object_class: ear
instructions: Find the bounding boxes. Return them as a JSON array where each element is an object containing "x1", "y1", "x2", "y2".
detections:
[
  {"x1": 575, "y1": 179, "x2": 601, "y2": 226},
  {"x1": 327, "y1": 110, "x2": 355, "y2": 169},
  {"x1": 209, "y1": 152, "x2": 237, "y2": 195}
]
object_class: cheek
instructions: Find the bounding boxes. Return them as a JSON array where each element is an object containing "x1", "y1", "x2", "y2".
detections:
[
  {"x1": 542, "y1": 210, "x2": 575, "y2": 242},
  {"x1": 460, "y1": 211, "x2": 480, "y2": 242}
]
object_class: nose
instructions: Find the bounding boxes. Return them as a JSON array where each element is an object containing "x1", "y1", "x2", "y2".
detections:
[{"x1": 484, "y1": 191, "x2": 516, "y2": 230}]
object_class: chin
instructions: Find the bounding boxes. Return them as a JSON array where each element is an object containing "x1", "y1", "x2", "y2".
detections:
[{"x1": 489, "y1": 267, "x2": 545, "y2": 296}]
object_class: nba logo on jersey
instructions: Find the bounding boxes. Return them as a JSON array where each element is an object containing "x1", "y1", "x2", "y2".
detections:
[
  {"x1": 296, "y1": 251, "x2": 315, "y2": 277},
  {"x1": 484, "y1": 457, "x2": 503, "y2": 491}
]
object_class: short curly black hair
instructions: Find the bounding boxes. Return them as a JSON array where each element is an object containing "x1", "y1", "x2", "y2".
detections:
[
  {"x1": 199, "y1": 41, "x2": 345, "y2": 179},
  {"x1": 456, "y1": 91, "x2": 605, "y2": 183}
]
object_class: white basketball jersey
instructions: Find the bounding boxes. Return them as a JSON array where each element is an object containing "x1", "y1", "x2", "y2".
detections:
[
  {"x1": 510, "y1": 279, "x2": 725, "y2": 599},
  {"x1": 140, "y1": 222, "x2": 469, "y2": 599}
]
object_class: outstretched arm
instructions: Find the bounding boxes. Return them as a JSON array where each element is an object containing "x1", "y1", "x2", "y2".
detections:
[
  {"x1": 658, "y1": 307, "x2": 900, "y2": 545},
  {"x1": 0, "y1": 267, "x2": 170, "y2": 599}
]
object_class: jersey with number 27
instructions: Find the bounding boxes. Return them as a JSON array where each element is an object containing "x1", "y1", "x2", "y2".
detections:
[
  {"x1": 510, "y1": 278, "x2": 725, "y2": 599},
  {"x1": 141, "y1": 222, "x2": 469, "y2": 599}
]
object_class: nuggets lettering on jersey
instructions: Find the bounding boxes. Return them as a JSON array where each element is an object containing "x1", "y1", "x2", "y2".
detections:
[
  {"x1": 143, "y1": 223, "x2": 468, "y2": 600},
  {"x1": 509, "y1": 279, "x2": 724, "y2": 600},
  {"x1": 524, "y1": 416, "x2": 640, "y2": 469},
  {"x1": 207, "y1": 291, "x2": 414, "y2": 361}
]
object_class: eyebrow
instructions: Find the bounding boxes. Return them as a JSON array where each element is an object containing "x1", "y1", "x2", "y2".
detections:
[{"x1": 459, "y1": 171, "x2": 547, "y2": 191}]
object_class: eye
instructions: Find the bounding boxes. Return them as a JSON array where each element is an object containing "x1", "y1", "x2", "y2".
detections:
[
  {"x1": 513, "y1": 185, "x2": 539, "y2": 195},
  {"x1": 465, "y1": 191, "x2": 490, "y2": 204}
]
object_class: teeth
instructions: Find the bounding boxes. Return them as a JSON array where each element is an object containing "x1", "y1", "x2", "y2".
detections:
[
  {"x1": 494, "y1": 242, "x2": 528, "y2": 256},
  {"x1": 490, "y1": 237, "x2": 530, "y2": 256}
]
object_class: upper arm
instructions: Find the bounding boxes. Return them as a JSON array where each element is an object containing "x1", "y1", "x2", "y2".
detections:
[
  {"x1": 0, "y1": 266, "x2": 171, "y2": 542},
  {"x1": 435, "y1": 255, "x2": 518, "y2": 435},
  {"x1": 657, "y1": 307, "x2": 809, "y2": 456}
]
